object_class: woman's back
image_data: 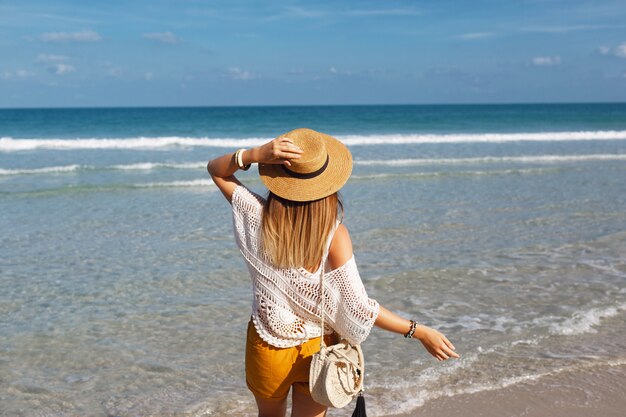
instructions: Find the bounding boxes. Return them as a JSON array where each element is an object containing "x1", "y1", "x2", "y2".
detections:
[{"x1": 231, "y1": 184, "x2": 379, "y2": 348}]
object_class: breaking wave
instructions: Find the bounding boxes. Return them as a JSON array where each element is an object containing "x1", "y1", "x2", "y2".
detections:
[{"x1": 2, "y1": 130, "x2": 626, "y2": 151}]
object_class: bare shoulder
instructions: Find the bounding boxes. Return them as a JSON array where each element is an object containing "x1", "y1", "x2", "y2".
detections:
[{"x1": 328, "y1": 223, "x2": 354, "y2": 269}]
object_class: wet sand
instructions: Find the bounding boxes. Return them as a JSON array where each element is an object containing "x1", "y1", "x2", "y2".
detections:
[{"x1": 391, "y1": 363, "x2": 626, "y2": 417}]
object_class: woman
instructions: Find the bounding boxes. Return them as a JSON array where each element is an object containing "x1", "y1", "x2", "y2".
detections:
[{"x1": 207, "y1": 128, "x2": 459, "y2": 417}]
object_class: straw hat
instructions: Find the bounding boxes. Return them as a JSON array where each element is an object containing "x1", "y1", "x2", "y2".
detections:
[{"x1": 259, "y1": 128, "x2": 352, "y2": 202}]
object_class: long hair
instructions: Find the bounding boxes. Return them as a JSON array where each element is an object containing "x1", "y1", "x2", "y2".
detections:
[{"x1": 261, "y1": 192, "x2": 343, "y2": 272}]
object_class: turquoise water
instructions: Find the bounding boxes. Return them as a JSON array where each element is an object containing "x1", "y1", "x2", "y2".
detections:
[
  {"x1": 1, "y1": 104, "x2": 626, "y2": 416},
  {"x1": 2, "y1": 103, "x2": 626, "y2": 139}
]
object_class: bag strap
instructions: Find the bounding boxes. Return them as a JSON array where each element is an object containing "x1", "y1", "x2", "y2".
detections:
[
  {"x1": 317, "y1": 221, "x2": 340, "y2": 351},
  {"x1": 319, "y1": 268, "x2": 326, "y2": 350}
]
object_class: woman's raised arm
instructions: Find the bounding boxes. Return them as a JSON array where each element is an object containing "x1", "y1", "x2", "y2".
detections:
[{"x1": 206, "y1": 136, "x2": 303, "y2": 203}]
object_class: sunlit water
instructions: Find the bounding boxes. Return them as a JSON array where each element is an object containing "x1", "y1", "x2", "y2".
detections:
[{"x1": 1, "y1": 104, "x2": 625, "y2": 416}]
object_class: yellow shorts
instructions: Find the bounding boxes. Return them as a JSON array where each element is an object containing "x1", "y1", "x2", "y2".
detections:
[{"x1": 245, "y1": 320, "x2": 335, "y2": 400}]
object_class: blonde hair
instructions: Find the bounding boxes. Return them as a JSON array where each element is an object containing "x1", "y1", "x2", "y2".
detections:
[{"x1": 261, "y1": 192, "x2": 343, "y2": 272}]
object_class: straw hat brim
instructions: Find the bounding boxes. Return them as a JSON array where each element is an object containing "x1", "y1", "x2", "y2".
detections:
[{"x1": 258, "y1": 132, "x2": 352, "y2": 202}]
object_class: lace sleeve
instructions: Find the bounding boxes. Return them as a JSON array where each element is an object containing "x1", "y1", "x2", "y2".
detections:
[
  {"x1": 231, "y1": 185, "x2": 265, "y2": 254},
  {"x1": 323, "y1": 256, "x2": 379, "y2": 345}
]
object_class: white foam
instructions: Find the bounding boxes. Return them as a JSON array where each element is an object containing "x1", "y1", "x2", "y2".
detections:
[
  {"x1": 351, "y1": 167, "x2": 550, "y2": 180},
  {"x1": 2, "y1": 153, "x2": 622, "y2": 177},
  {"x1": 510, "y1": 338, "x2": 541, "y2": 346},
  {"x1": 549, "y1": 302, "x2": 626, "y2": 336},
  {"x1": 356, "y1": 154, "x2": 626, "y2": 166},
  {"x1": 341, "y1": 130, "x2": 626, "y2": 145},
  {"x1": 607, "y1": 358, "x2": 626, "y2": 367},
  {"x1": 2, "y1": 130, "x2": 626, "y2": 151},
  {"x1": 367, "y1": 350, "x2": 482, "y2": 414},
  {"x1": 579, "y1": 260, "x2": 626, "y2": 279},
  {"x1": 0, "y1": 164, "x2": 82, "y2": 175},
  {"x1": 111, "y1": 162, "x2": 206, "y2": 171},
  {"x1": 439, "y1": 358, "x2": 626, "y2": 398},
  {"x1": 134, "y1": 179, "x2": 216, "y2": 188},
  {"x1": 0, "y1": 136, "x2": 268, "y2": 151},
  {"x1": 371, "y1": 357, "x2": 626, "y2": 415},
  {"x1": 350, "y1": 172, "x2": 437, "y2": 180},
  {"x1": 0, "y1": 162, "x2": 206, "y2": 176}
]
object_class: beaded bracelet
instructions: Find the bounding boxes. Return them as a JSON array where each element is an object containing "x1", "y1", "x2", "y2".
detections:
[
  {"x1": 234, "y1": 149, "x2": 251, "y2": 171},
  {"x1": 404, "y1": 319, "x2": 419, "y2": 339}
]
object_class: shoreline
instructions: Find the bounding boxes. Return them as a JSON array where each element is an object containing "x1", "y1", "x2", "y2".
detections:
[{"x1": 390, "y1": 362, "x2": 626, "y2": 417}]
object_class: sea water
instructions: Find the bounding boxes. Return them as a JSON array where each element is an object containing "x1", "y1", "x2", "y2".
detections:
[{"x1": 1, "y1": 104, "x2": 625, "y2": 416}]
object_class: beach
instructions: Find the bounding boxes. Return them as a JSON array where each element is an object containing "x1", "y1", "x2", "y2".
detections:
[
  {"x1": 395, "y1": 362, "x2": 626, "y2": 417},
  {"x1": 1, "y1": 104, "x2": 625, "y2": 416}
]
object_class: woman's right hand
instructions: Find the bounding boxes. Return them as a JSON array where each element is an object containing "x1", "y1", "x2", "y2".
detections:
[
  {"x1": 251, "y1": 137, "x2": 303, "y2": 167},
  {"x1": 414, "y1": 325, "x2": 460, "y2": 361}
]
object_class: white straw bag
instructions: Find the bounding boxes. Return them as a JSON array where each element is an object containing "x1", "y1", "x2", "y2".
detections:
[{"x1": 309, "y1": 261, "x2": 364, "y2": 408}]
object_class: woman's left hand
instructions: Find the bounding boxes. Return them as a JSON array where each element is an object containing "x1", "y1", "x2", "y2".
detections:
[
  {"x1": 414, "y1": 325, "x2": 460, "y2": 361},
  {"x1": 374, "y1": 306, "x2": 460, "y2": 362}
]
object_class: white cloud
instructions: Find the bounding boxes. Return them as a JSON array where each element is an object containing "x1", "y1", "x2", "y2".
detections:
[
  {"x1": 598, "y1": 42, "x2": 626, "y2": 58},
  {"x1": 33, "y1": 13, "x2": 97, "y2": 24},
  {"x1": 326, "y1": 66, "x2": 354, "y2": 77},
  {"x1": 48, "y1": 63, "x2": 75, "y2": 75},
  {"x1": 520, "y1": 24, "x2": 615, "y2": 33},
  {"x1": 109, "y1": 67, "x2": 122, "y2": 77},
  {"x1": 456, "y1": 32, "x2": 495, "y2": 40},
  {"x1": 346, "y1": 8, "x2": 421, "y2": 17},
  {"x1": 532, "y1": 56, "x2": 561, "y2": 66},
  {"x1": 15, "y1": 69, "x2": 32, "y2": 78},
  {"x1": 267, "y1": 6, "x2": 420, "y2": 21},
  {"x1": 102, "y1": 61, "x2": 123, "y2": 78},
  {"x1": 228, "y1": 67, "x2": 257, "y2": 80},
  {"x1": 35, "y1": 54, "x2": 75, "y2": 75},
  {"x1": 40, "y1": 30, "x2": 101, "y2": 42},
  {"x1": 142, "y1": 32, "x2": 180, "y2": 44},
  {"x1": 284, "y1": 6, "x2": 326, "y2": 19},
  {"x1": 0, "y1": 69, "x2": 34, "y2": 79},
  {"x1": 36, "y1": 54, "x2": 69, "y2": 63}
]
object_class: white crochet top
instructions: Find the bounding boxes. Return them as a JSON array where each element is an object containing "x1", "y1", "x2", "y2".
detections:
[{"x1": 231, "y1": 185, "x2": 380, "y2": 348}]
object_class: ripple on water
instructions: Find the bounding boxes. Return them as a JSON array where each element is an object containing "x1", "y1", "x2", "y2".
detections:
[{"x1": 135, "y1": 361, "x2": 176, "y2": 374}]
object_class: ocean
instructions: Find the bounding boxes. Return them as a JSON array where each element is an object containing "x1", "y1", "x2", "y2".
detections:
[{"x1": 1, "y1": 104, "x2": 625, "y2": 416}]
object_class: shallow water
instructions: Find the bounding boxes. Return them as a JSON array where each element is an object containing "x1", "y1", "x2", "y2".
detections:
[{"x1": 1, "y1": 104, "x2": 625, "y2": 416}]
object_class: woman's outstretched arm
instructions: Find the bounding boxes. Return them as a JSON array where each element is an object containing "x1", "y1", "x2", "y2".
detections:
[
  {"x1": 375, "y1": 305, "x2": 459, "y2": 361},
  {"x1": 328, "y1": 224, "x2": 460, "y2": 361},
  {"x1": 207, "y1": 136, "x2": 303, "y2": 202}
]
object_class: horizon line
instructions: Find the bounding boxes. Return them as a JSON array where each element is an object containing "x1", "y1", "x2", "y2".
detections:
[{"x1": 1, "y1": 100, "x2": 626, "y2": 111}]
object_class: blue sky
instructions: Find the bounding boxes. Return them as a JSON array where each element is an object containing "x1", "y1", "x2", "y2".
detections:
[{"x1": 1, "y1": 0, "x2": 625, "y2": 107}]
